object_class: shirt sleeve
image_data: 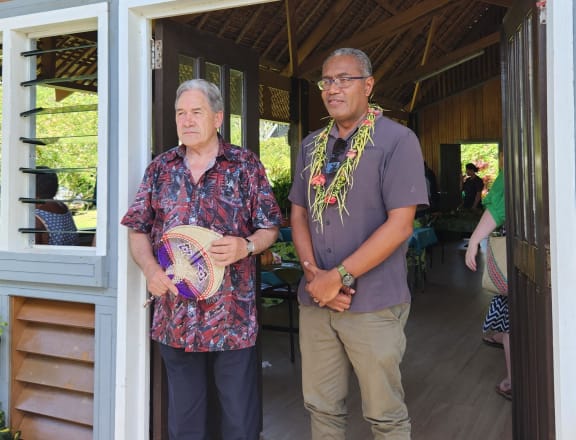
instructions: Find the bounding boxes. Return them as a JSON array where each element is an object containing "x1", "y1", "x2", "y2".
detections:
[
  {"x1": 379, "y1": 129, "x2": 429, "y2": 210},
  {"x1": 483, "y1": 172, "x2": 505, "y2": 227},
  {"x1": 248, "y1": 152, "x2": 284, "y2": 230},
  {"x1": 288, "y1": 134, "x2": 313, "y2": 208}
]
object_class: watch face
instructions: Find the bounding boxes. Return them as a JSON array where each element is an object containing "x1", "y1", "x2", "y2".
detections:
[
  {"x1": 342, "y1": 273, "x2": 354, "y2": 287},
  {"x1": 247, "y1": 240, "x2": 255, "y2": 254}
]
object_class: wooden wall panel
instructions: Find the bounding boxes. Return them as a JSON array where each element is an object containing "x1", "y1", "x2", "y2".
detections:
[
  {"x1": 10, "y1": 297, "x2": 95, "y2": 440},
  {"x1": 417, "y1": 77, "x2": 502, "y2": 175}
]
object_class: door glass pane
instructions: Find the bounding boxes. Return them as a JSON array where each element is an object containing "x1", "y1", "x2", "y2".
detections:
[
  {"x1": 205, "y1": 62, "x2": 221, "y2": 89},
  {"x1": 230, "y1": 69, "x2": 244, "y2": 146},
  {"x1": 178, "y1": 54, "x2": 196, "y2": 83}
]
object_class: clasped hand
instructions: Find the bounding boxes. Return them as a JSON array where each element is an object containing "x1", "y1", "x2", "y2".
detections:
[{"x1": 303, "y1": 261, "x2": 355, "y2": 312}]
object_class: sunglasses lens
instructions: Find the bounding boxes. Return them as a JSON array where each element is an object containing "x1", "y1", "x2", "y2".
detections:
[{"x1": 325, "y1": 139, "x2": 346, "y2": 175}]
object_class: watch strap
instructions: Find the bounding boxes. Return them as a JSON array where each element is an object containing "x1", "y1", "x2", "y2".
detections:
[
  {"x1": 244, "y1": 238, "x2": 255, "y2": 256},
  {"x1": 337, "y1": 264, "x2": 349, "y2": 278}
]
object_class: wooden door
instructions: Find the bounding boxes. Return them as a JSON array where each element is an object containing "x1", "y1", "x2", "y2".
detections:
[
  {"x1": 151, "y1": 19, "x2": 260, "y2": 440},
  {"x1": 501, "y1": 1, "x2": 555, "y2": 438},
  {"x1": 153, "y1": 19, "x2": 259, "y2": 154},
  {"x1": 439, "y1": 143, "x2": 461, "y2": 212}
]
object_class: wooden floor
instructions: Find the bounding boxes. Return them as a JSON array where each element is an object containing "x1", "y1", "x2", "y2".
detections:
[{"x1": 259, "y1": 240, "x2": 513, "y2": 440}]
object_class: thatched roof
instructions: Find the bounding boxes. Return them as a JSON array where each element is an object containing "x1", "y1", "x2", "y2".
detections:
[
  {"x1": 13, "y1": 0, "x2": 510, "y2": 116},
  {"x1": 174, "y1": 0, "x2": 509, "y2": 113}
]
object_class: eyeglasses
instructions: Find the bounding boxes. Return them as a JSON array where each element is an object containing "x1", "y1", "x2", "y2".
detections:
[
  {"x1": 325, "y1": 138, "x2": 347, "y2": 175},
  {"x1": 317, "y1": 76, "x2": 368, "y2": 91}
]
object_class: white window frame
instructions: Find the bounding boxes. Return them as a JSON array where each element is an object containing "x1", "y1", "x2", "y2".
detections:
[{"x1": 0, "y1": 3, "x2": 108, "y2": 255}]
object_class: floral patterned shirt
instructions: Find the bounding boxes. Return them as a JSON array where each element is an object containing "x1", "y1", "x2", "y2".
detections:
[{"x1": 121, "y1": 138, "x2": 282, "y2": 351}]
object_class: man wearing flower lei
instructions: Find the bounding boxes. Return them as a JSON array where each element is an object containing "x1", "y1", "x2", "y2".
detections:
[{"x1": 289, "y1": 48, "x2": 428, "y2": 439}]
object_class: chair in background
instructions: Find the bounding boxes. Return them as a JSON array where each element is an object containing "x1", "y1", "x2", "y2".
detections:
[
  {"x1": 407, "y1": 227, "x2": 438, "y2": 291},
  {"x1": 260, "y1": 266, "x2": 302, "y2": 362}
]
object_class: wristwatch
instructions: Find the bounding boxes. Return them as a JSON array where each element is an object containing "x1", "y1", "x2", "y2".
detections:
[
  {"x1": 245, "y1": 238, "x2": 255, "y2": 257},
  {"x1": 336, "y1": 264, "x2": 355, "y2": 287}
]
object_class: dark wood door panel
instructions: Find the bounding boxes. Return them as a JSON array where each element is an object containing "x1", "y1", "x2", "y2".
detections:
[{"x1": 502, "y1": 0, "x2": 554, "y2": 438}]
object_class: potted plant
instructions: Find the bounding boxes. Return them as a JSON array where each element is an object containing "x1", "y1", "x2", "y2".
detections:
[
  {"x1": 0, "y1": 408, "x2": 21, "y2": 440},
  {"x1": 271, "y1": 171, "x2": 292, "y2": 225}
]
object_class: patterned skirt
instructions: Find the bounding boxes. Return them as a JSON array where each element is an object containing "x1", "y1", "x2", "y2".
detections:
[{"x1": 482, "y1": 294, "x2": 509, "y2": 333}]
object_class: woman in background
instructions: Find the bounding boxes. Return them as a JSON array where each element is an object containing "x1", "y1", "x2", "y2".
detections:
[
  {"x1": 35, "y1": 168, "x2": 79, "y2": 246},
  {"x1": 465, "y1": 159, "x2": 510, "y2": 400},
  {"x1": 461, "y1": 163, "x2": 484, "y2": 210}
]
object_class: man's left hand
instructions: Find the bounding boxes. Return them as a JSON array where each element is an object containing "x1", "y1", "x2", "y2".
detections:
[{"x1": 209, "y1": 236, "x2": 248, "y2": 266}]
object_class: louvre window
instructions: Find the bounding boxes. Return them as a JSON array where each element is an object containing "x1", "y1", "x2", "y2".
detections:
[{"x1": 17, "y1": 32, "x2": 98, "y2": 247}]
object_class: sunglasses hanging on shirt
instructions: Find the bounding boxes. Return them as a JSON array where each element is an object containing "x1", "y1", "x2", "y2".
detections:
[{"x1": 325, "y1": 138, "x2": 347, "y2": 175}]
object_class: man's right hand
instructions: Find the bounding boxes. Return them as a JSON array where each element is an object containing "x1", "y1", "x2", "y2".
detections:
[{"x1": 144, "y1": 264, "x2": 179, "y2": 297}]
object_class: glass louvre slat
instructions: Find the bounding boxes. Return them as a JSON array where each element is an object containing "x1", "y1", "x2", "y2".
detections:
[
  {"x1": 20, "y1": 167, "x2": 96, "y2": 174},
  {"x1": 19, "y1": 197, "x2": 96, "y2": 204},
  {"x1": 20, "y1": 135, "x2": 97, "y2": 145},
  {"x1": 21, "y1": 44, "x2": 97, "y2": 57},
  {"x1": 21, "y1": 104, "x2": 98, "y2": 117},
  {"x1": 21, "y1": 74, "x2": 97, "y2": 87}
]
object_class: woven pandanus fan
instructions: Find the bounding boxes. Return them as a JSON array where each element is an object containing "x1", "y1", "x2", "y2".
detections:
[{"x1": 157, "y1": 225, "x2": 225, "y2": 300}]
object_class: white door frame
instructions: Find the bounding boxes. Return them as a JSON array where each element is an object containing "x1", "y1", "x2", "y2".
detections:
[
  {"x1": 115, "y1": 1, "x2": 576, "y2": 438},
  {"x1": 115, "y1": 1, "x2": 277, "y2": 438},
  {"x1": 546, "y1": 2, "x2": 576, "y2": 439}
]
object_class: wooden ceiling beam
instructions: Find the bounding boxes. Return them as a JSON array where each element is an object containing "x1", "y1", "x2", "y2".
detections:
[
  {"x1": 409, "y1": 15, "x2": 439, "y2": 111},
  {"x1": 373, "y1": 94, "x2": 410, "y2": 113},
  {"x1": 480, "y1": 0, "x2": 513, "y2": 7},
  {"x1": 235, "y1": 5, "x2": 264, "y2": 44},
  {"x1": 282, "y1": 0, "x2": 354, "y2": 75},
  {"x1": 284, "y1": 0, "x2": 299, "y2": 76},
  {"x1": 298, "y1": 0, "x2": 455, "y2": 76},
  {"x1": 379, "y1": 31, "x2": 500, "y2": 91},
  {"x1": 371, "y1": 0, "x2": 398, "y2": 15},
  {"x1": 373, "y1": 19, "x2": 428, "y2": 83}
]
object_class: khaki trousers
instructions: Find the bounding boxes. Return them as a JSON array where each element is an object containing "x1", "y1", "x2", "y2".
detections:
[{"x1": 299, "y1": 303, "x2": 411, "y2": 440}]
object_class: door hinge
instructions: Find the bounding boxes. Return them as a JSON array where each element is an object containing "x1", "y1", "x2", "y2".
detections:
[{"x1": 151, "y1": 39, "x2": 162, "y2": 70}]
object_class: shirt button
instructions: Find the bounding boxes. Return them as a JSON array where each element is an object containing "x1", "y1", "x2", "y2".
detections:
[
  {"x1": 326, "y1": 220, "x2": 331, "y2": 226},
  {"x1": 327, "y1": 248, "x2": 332, "y2": 253}
]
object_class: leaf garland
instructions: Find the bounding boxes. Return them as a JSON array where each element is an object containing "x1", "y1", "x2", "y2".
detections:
[{"x1": 307, "y1": 104, "x2": 382, "y2": 229}]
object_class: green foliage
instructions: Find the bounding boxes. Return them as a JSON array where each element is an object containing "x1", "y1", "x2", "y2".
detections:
[
  {"x1": 35, "y1": 87, "x2": 98, "y2": 200},
  {"x1": 259, "y1": 136, "x2": 291, "y2": 183},
  {"x1": 270, "y1": 170, "x2": 292, "y2": 215},
  {"x1": 258, "y1": 122, "x2": 292, "y2": 216},
  {"x1": 0, "y1": 408, "x2": 21, "y2": 440},
  {"x1": 0, "y1": 321, "x2": 6, "y2": 337}
]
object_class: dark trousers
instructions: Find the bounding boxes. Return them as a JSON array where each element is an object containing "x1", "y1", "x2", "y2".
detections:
[{"x1": 159, "y1": 344, "x2": 260, "y2": 440}]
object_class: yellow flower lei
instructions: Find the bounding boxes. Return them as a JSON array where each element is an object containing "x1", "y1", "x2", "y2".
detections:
[{"x1": 307, "y1": 104, "x2": 382, "y2": 228}]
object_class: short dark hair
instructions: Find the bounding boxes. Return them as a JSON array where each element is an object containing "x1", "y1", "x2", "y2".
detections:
[
  {"x1": 324, "y1": 48, "x2": 373, "y2": 76},
  {"x1": 36, "y1": 166, "x2": 59, "y2": 200},
  {"x1": 465, "y1": 163, "x2": 479, "y2": 173}
]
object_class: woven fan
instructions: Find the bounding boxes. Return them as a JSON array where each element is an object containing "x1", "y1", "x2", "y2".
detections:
[{"x1": 157, "y1": 225, "x2": 225, "y2": 300}]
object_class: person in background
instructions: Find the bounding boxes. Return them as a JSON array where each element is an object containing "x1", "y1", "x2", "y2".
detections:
[
  {"x1": 424, "y1": 161, "x2": 440, "y2": 212},
  {"x1": 465, "y1": 159, "x2": 510, "y2": 400},
  {"x1": 460, "y1": 162, "x2": 484, "y2": 210},
  {"x1": 35, "y1": 167, "x2": 79, "y2": 246},
  {"x1": 289, "y1": 48, "x2": 428, "y2": 439},
  {"x1": 121, "y1": 79, "x2": 282, "y2": 439}
]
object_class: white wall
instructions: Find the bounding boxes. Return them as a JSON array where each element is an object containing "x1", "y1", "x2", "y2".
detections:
[{"x1": 547, "y1": 2, "x2": 576, "y2": 439}]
